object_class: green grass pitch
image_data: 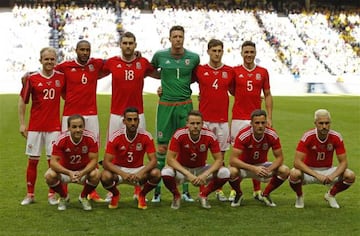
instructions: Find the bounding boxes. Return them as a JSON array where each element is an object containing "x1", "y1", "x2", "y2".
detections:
[{"x1": 0, "y1": 94, "x2": 359, "y2": 236}]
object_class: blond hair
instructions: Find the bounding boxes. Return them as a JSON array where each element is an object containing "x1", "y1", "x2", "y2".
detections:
[{"x1": 314, "y1": 109, "x2": 331, "y2": 121}]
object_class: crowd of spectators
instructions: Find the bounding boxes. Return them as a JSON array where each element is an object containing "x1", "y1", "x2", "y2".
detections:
[{"x1": 3, "y1": 2, "x2": 360, "y2": 79}]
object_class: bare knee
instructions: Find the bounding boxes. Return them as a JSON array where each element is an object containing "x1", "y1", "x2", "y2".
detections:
[
  {"x1": 88, "y1": 169, "x2": 100, "y2": 185},
  {"x1": 277, "y1": 165, "x2": 290, "y2": 179},
  {"x1": 229, "y1": 166, "x2": 239, "y2": 179},
  {"x1": 44, "y1": 168, "x2": 58, "y2": 185},
  {"x1": 289, "y1": 168, "x2": 302, "y2": 181},
  {"x1": 343, "y1": 169, "x2": 356, "y2": 183},
  {"x1": 101, "y1": 170, "x2": 114, "y2": 184}
]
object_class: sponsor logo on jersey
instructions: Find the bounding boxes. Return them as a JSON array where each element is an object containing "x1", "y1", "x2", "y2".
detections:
[
  {"x1": 204, "y1": 72, "x2": 209, "y2": 76},
  {"x1": 120, "y1": 145, "x2": 126, "y2": 150},
  {"x1": 136, "y1": 143, "x2": 143, "y2": 151},
  {"x1": 38, "y1": 82, "x2": 43, "y2": 87},
  {"x1": 311, "y1": 145, "x2": 317, "y2": 150},
  {"x1": 165, "y1": 60, "x2": 171, "y2": 64},
  {"x1": 65, "y1": 148, "x2": 71, "y2": 152},
  {"x1": 184, "y1": 144, "x2": 190, "y2": 149},
  {"x1": 116, "y1": 64, "x2": 122, "y2": 68},
  {"x1": 238, "y1": 74, "x2": 244, "y2": 78},
  {"x1": 82, "y1": 146, "x2": 88, "y2": 153}
]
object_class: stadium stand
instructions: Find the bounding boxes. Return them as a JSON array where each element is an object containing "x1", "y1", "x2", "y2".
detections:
[{"x1": 1, "y1": 1, "x2": 359, "y2": 94}]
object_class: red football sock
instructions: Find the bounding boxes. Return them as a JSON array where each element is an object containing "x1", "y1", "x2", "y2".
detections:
[
  {"x1": 289, "y1": 177, "x2": 303, "y2": 197},
  {"x1": 49, "y1": 180, "x2": 66, "y2": 198},
  {"x1": 105, "y1": 181, "x2": 120, "y2": 197},
  {"x1": 263, "y1": 175, "x2": 285, "y2": 196},
  {"x1": 80, "y1": 180, "x2": 97, "y2": 198},
  {"x1": 252, "y1": 179, "x2": 261, "y2": 192},
  {"x1": 200, "y1": 178, "x2": 228, "y2": 197},
  {"x1": 162, "y1": 176, "x2": 180, "y2": 198},
  {"x1": 330, "y1": 180, "x2": 353, "y2": 196},
  {"x1": 140, "y1": 181, "x2": 157, "y2": 196},
  {"x1": 26, "y1": 159, "x2": 39, "y2": 194},
  {"x1": 229, "y1": 177, "x2": 243, "y2": 196}
]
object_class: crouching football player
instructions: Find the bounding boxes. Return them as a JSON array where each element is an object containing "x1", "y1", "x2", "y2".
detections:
[{"x1": 45, "y1": 114, "x2": 100, "y2": 211}]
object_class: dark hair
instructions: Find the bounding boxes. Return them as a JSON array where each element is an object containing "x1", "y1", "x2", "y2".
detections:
[
  {"x1": 67, "y1": 114, "x2": 85, "y2": 127},
  {"x1": 241, "y1": 40, "x2": 256, "y2": 50},
  {"x1": 250, "y1": 109, "x2": 267, "y2": 120},
  {"x1": 123, "y1": 107, "x2": 139, "y2": 117},
  {"x1": 187, "y1": 110, "x2": 203, "y2": 120},
  {"x1": 208, "y1": 39, "x2": 223, "y2": 50},
  {"x1": 76, "y1": 40, "x2": 91, "y2": 50},
  {"x1": 120, "y1": 31, "x2": 136, "y2": 42},
  {"x1": 169, "y1": 25, "x2": 184, "y2": 37}
]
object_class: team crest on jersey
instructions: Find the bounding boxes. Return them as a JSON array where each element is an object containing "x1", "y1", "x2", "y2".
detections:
[
  {"x1": 82, "y1": 146, "x2": 88, "y2": 153},
  {"x1": 256, "y1": 73, "x2": 261, "y2": 80},
  {"x1": 158, "y1": 131, "x2": 163, "y2": 138},
  {"x1": 200, "y1": 144, "x2": 206, "y2": 152},
  {"x1": 185, "y1": 59, "x2": 190, "y2": 65},
  {"x1": 136, "y1": 62, "x2": 142, "y2": 69},
  {"x1": 222, "y1": 72, "x2": 228, "y2": 78},
  {"x1": 88, "y1": 64, "x2": 95, "y2": 72},
  {"x1": 136, "y1": 143, "x2": 143, "y2": 151},
  {"x1": 262, "y1": 143, "x2": 269, "y2": 150},
  {"x1": 55, "y1": 80, "x2": 61, "y2": 87},
  {"x1": 327, "y1": 144, "x2": 333, "y2": 151}
]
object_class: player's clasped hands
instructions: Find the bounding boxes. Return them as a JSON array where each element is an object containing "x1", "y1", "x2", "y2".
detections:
[
  {"x1": 255, "y1": 166, "x2": 271, "y2": 178},
  {"x1": 189, "y1": 174, "x2": 207, "y2": 186},
  {"x1": 69, "y1": 171, "x2": 81, "y2": 183},
  {"x1": 125, "y1": 173, "x2": 140, "y2": 185}
]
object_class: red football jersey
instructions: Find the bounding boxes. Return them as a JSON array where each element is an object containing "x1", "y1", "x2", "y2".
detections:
[
  {"x1": 56, "y1": 58, "x2": 104, "y2": 116},
  {"x1": 20, "y1": 71, "x2": 64, "y2": 131},
  {"x1": 232, "y1": 65, "x2": 270, "y2": 119},
  {"x1": 106, "y1": 128, "x2": 156, "y2": 168},
  {"x1": 169, "y1": 127, "x2": 221, "y2": 168},
  {"x1": 234, "y1": 126, "x2": 281, "y2": 164},
  {"x1": 103, "y1": 56, "x2": 154, "y2": 115},
  {"x1": 195, "y1": 64, "x2": 235, "y2": 122},
  {"x1": 296, "y1": 128, "x2": 346, "y2": 168},
  {"x1": 52, "y1": 130, "x2": 98, "y2": 170}
]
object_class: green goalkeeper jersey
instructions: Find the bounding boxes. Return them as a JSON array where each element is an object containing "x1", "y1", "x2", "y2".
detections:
[{"x1": 151, "y1": 48, "x2": 200, "y2": 102}]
